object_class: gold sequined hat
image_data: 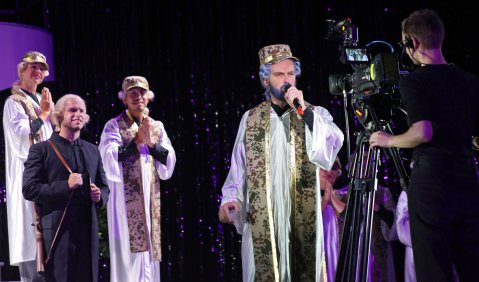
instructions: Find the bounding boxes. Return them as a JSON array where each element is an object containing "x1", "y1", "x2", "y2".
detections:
[
  {"x1": 258, "y1": 44, "x2": 299, "y2": 65},
  {"x1": 122, "y1": 76, "x2": 150, "y2": 91},
  {"x1": 21, "y1": 51, "x2": 49, "y2": 70}
]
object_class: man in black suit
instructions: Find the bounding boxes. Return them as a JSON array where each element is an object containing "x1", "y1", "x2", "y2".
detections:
[{"x1": 23, "y1": 94, "x2": 109, "y2": 282}]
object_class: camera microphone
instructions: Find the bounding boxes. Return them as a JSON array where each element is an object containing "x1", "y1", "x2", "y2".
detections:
[{"x1": 280, "y1": 83, "x2": 304, "y2": 116}]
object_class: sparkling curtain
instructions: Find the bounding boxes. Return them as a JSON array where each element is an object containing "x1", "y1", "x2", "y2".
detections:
[{"x1": 1, "y1": 0, "x2": 478, "y2": 281}]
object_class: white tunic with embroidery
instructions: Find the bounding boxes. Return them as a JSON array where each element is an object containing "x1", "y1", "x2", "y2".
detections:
[
  {"x1": 220, "y1": 106, "x2": 344, "y2": 282},
  {"x1": 3, "y1": 91, "x2": 53, "y2": 265},
  {"x1": 99, "y1": 117, "x2": 176, "y2": 282}
]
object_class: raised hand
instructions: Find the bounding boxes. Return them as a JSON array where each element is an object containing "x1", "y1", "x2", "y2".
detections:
[
  {"x1": 137, "y1": 117, "x2": 159, "y2": 147},
  {"x1": 39, "y1": 87, "x2": 53, "y2": 121}
]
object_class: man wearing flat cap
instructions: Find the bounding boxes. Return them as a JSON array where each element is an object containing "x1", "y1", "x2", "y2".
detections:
[
  {"x1": 3, "y1": 51, "x2": 54, "y2": 281},
  {"x1": 99, "y1": 76, "x2": 176, "y2": 282},
  {"x1": 218, "y1": 44, "x2": 344, "y2": 281}
]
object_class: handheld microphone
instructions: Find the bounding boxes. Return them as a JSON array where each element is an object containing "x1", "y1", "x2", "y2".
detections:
[{"x1": 280, "y1": 83, "x2": 304, "y2": 116}]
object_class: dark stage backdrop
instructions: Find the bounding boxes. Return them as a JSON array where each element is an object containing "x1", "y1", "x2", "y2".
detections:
[{"x1": 1, "y1": 1, "x2": 477, "y2": 281}]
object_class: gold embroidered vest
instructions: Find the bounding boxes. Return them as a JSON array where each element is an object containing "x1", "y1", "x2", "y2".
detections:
[
  {"x1": 117, "y1": 111, "x2": 162, "y2": 260},
  {"x1": 245, "y1": 101, "x2": 321, "y2": 281}
]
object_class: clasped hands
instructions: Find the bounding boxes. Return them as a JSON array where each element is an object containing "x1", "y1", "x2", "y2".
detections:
[{"x1": 135, "y1": 116, "x2": 160, "y2": 148}]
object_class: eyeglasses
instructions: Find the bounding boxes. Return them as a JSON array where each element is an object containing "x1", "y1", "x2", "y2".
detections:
[{"x1": 398, "y1": 41, "x2": 406, "y2": 49}]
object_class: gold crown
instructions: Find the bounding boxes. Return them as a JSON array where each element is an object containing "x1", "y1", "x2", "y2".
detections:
[
  {"x1": 122, "y1": 76, "x2": 149, "y2": 91},
  {"x1": 258, "y1": 44, "x2": 299, "y2": 65},
  {"x1": 22, "y1": 51, "x2": 49, "y2": 70}
]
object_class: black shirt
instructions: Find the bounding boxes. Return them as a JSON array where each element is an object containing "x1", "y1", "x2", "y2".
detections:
[{"x1": 399, "y1": 64, "x2": 479, "y2": 158}]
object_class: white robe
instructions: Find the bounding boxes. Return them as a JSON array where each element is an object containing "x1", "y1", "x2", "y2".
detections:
[
  {"x1": 322, "y1": 185, "x2": 398, "y2": 282},
  {"x1": 322, "y1": 203, "x2": 340, "y2": 282},
  {"x1": 221, "y1": 106, "x2": 344, "y2": 282},
  {"x1": 99, "y1": 117, "x2": 176, "y2": 282},
  {"x1": 3, "y1": 91, "x2": 53, "y2": 265},
  {"x1": 396, "y1": 191, "x2": 416, "y2": 282}
]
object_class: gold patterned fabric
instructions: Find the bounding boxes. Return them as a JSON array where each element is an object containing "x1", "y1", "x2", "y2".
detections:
[
  {"x1": 10, "y1": 88, "x2": 44, "y2": 143},
  {"x1": 117, "y1": 111, "x2": 162, "y2": 260},
  {"x1": 246, "y1": 101, "x2": 318, "y2": 281}
]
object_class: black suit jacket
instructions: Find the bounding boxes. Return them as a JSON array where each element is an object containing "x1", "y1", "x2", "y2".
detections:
[{"x1": 23, "y1": 132, "x2": 109, "y2": 282}]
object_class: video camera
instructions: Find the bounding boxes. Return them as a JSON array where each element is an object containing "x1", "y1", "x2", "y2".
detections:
[
  {"x1": 326, "y1": 18, "x2": 400, "y2": 97},
  {"x1": 328, "y1": 52, "x2": 400, "y2": 96}
]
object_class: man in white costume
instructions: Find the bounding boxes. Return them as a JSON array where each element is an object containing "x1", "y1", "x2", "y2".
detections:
[
  {"x1": 99, "y1": 76, "x2": 176, "y2": 282},
  {"x1": 218, "y1": 44, "x2": 344, "y2": 282},
  {"x1": 2, "y1": 51, "x2": 54, "y2": 281}
]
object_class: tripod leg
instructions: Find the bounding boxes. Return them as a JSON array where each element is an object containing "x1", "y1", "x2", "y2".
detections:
[
  {"x1": 335, "y1": 137, "x2": 381, "y2": 282},
  {"x1": 359, "y1": 146, "x2": 380, "y2": 282}
]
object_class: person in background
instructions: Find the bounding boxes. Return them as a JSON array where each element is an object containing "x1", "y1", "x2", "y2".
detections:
[
  {"x1": 370, "y1": 9, "x2": 479, "y2": 281},
  {"x1": 2, "y1": 51, "x2": 54, "y2": 281},
  {"x1": 320, "y1": 157, "x2": 346, "y2": 282},
  {"x1": 23, "y1": 94, "x2": 109, "y2": 282},
  {"x1": 322, "y1": 155, "x2": 398, "y2": 282},
  {"x1": 99, "y1": 76, "x2": 176, "y2": 282}
]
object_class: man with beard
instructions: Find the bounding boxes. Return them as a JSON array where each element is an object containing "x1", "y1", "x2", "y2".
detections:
[
  {"x1": 23, "y1": 94, "x2": 110, "y2": 282},
  {"x1": 218, "y1": 44, "x2": 344, "y2": 281}
]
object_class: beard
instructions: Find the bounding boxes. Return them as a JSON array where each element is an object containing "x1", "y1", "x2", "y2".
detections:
[{"x1": 269, "y1": 85, "x2": 286, "y2": 101}]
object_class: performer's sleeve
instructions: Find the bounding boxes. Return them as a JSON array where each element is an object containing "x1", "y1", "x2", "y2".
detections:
[
  {"x1": 118, "y1": 140, "x2": 138, "y2": 161},
  {"x1": 3, "y1": 99, "x2": 33, "y2": 161},
  {"x1": 152, "y1": 121, "x2": 176, "y2": 180},
  {"x1": 94, "y1": 146, "x2": 110, "y2": 208},
  {"x1": 220, "y1": 112, "x2": 248, "y2": 206},
  {"x1": 99, "y1": 119, "x2": 123, "y2": 183},
  {"x1": 305, "y1": 106, "x2": 344, "y2": 170},
  {"x1": 220, "y1": 112, "x2": 249, "y2": 234},
  {"x1": 30, "y1": 118, "x2": 44, "y2": 135},
  {"x1": 148, "y1": 143, "x2": 168, "y2": 165},
  {"x1": 395, "y1": 191, "x2": 412, "y2": 247},
  {"x1": 302, "y1": 107, "x2": 314, "y2": 130},
  {"x1": 22, "y1": 144, "x2": 70, "y2": 203}
]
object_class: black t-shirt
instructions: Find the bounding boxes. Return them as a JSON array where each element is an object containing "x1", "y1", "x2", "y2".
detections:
[{"x1": 399, "y1": 64, "x2": 479, "y2": 158}]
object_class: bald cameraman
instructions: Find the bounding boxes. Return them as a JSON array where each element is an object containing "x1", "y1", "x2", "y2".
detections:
[{"x1": 369, "y1": 9, "x2": 479, "y2": 282}]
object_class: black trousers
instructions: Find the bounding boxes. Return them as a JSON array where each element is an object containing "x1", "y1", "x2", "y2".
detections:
[
  {"x1": 408, "y1": 155, "x2": 479, "y2": 282},
  {"x1": 44, "y1": 206, "x2": 92, "y2": 282}
]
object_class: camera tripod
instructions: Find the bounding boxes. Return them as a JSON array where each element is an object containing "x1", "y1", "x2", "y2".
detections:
[{"x1": 334, "y1": 101, "x2": 408, "y2": 282}]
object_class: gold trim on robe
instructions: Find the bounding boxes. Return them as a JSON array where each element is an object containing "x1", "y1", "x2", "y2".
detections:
[
  {"x1": 246, "y1": 101, "x2": 318, "y2": 281},
  {"x1": 10, "y1": 87, "x2": 44, "y2": 143},
  {"x1": 117, "y1": 111, "x2": 162, "y2": 260}
]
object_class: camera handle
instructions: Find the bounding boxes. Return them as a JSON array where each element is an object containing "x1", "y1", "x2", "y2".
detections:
[{"x1": 363, "y1": 101, "x2": 409, "y2": 191}]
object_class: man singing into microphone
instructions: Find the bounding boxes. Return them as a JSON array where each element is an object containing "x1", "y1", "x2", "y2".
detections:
[{"x1": 218, "y1": 44, "x2": 343, "y2": 281}]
